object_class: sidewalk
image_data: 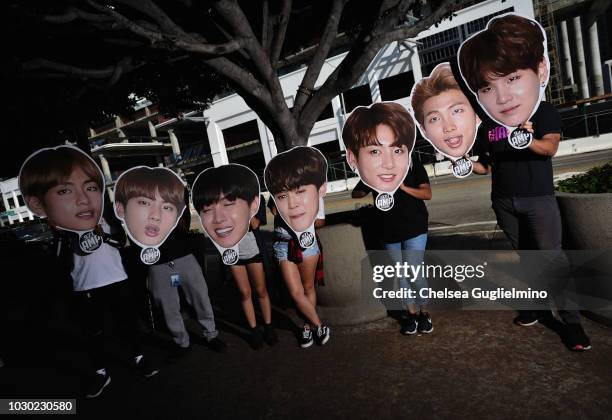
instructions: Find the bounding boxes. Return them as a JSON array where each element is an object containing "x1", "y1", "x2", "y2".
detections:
[{"x1": 2, "y1": 230, "x2": 611, "y2": 419}]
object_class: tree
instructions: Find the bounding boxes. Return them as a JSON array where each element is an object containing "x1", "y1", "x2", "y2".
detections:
[{"x1": 13, "y1": 0, "x2": 459, "y2": 152}]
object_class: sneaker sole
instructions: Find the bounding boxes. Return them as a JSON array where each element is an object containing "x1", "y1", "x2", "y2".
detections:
[
  {"x1": 571, "y1": 344, "x2": 592, "y2": 352},
  {"x1": 300, "y1": 339, "x2": 314, "y2": 348},
  {"x1": 318, "y1": 333, "x2": 330, "y2": 346},
  {"x1": 514, "y1": 319, "x2": 538, "y2": 327},
  {"x1": 418, "y1": 326, "x2": 434, "y2": 334},
  {"x1": 143, "y1": 369, "x2": 159, "y2": 378},
  {"x1": 401, "y1": 328, "x2": 417, "y2": 335},
  {"x1": 86, "y1": 376, "x2": 111, "y2": 399}
]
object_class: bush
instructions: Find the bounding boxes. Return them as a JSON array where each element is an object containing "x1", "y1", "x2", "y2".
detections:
[{"x1": 556, "y1": 162, "x2": 612, "y2": 193}]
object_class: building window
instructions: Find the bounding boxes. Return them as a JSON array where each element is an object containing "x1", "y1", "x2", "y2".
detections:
[
  {"x1": 379, "y1": 71, "x2": 415, "y2": 101},
  {"x1": 222, "y1": 120, "x2": 266, "y2": 177},
  {"x1": 342, "y1": 84, "x2": 373, "y2": 113}
]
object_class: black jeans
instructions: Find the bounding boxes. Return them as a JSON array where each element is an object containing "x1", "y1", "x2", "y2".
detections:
[
  {"x1": 492, "y1": 195, "x2": 580, "y2": 324},
  {"x1": 74, "y1": 279, "x2": 142, "y2": 371}
]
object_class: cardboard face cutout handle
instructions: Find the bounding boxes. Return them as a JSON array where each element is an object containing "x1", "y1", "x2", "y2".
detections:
[
  {"x1": 341, "y1": 102, "x2": 416, "y2": 209},
  {"x1": 409, "y1": 62, "x2": 480, "y2": 178},
  {"x1": 458, "y1": 12, "x2": 550, "y2": 149},
  {"x1": 192, "y1": 163, "x2": 261, "y2": 264},
  {"x1": 19, "y1": 145, "x2": 106, "y2": 253},
  {"x1": 113, "y1": 166, "x2": 186, "y2": 264},
  {"x1": 264, "y1": 146, "x2": 328, "y2": 245}
]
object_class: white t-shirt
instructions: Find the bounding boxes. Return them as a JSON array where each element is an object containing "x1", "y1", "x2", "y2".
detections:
[{"x1": 71, "y1": 218, "x2": 128, "y2": 292}]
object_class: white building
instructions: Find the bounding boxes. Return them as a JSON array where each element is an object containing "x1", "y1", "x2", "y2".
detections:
[
  {"x1": 0, "y1": 177, "x2": 34, "y2": 227},
  {"x1": 86, "y1": 0, "x2": 610, "y2": 192}
]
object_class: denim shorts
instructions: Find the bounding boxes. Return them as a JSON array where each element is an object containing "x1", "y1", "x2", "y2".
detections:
[{"x1": 272, "y1": 228, "x2": 320, "y2": 262}]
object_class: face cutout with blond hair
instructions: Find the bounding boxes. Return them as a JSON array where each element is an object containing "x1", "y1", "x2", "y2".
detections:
[
  {"x1": 458, "y1": 13, "x2": 550, "y2": 149},
  {"x1": 19, "y1": 145, "x2": 106, "y2": 253},
  {"x1": 410, "y1": 63, "x2": 480, "y2": 178},
  {"x1": 114, "y1": 166, "x2": 186, "y2": 264},
  {"x1": 341, "y1": 102, "x2": 416, "y2": 210}
]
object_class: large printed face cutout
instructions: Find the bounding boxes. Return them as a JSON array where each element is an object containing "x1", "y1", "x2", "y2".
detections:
[
  {"x1": 410, "y1": 63, "x2": 480, "y2": 177},
  {"x1": 458, "y1": 13, "x2": 549, "y2": 149},
  {"x1": 341, "y1": 102, "x2": 415, "y2": 210},
  {"x1": 264, "y1": 146, "x2": 327, "y2": 248},
  {"x1": 192, "y1": 164, "x2": 261, "y2": 265},
  {"x1": 19, "y1": 145, "x2": 105, "y2": 253},
  {"x1": 114, "y1": 166, "x2": 186, "y2": 264}
]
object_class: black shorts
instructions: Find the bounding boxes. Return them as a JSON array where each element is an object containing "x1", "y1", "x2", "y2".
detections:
[{"x1": 235, "y1": 253, "x2": 263, "y2": 266}]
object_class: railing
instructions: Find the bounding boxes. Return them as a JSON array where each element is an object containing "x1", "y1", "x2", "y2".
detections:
[
  {"x1": 90, "y1": 136, "x2": 171, "y2": 148},
  {"x1": 560, "y1": 108, "x2": 612, "y2": 140}
]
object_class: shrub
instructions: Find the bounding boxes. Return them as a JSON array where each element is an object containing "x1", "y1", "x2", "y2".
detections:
[{"x1": 556, "y1": 162, "x2": 612, "y2": 193}]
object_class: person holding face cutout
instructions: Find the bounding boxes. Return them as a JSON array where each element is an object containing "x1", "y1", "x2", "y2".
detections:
[
  {"x1": 192, "y1": 164, "x2": 278, "y2": 349},
  {"x1": 458, "y1": 13, "x2": 549, "y2": 149},
  {"x1": 19, "y1": 146, "x2": 159, "y2": 398},
  {"x1": 462, "y1": 14, "x2": 591, "y2": 352},
  {"x1": 114, "y1": 166, "x2": 186, "y2": 264},
  {"x1": 411, "y1": 63, "x2": 480, "y2": 177},
  {"x1": 342, "y1": 102, "x2": 415, "y2": 210},
  {"x1": 264, "y1": 146, "x2": 330, "y2": 349}
]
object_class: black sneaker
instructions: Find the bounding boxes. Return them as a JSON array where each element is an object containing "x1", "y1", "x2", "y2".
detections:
[
  {"x1": 249, "y1": 327, "x2": 264, "y2": 350},
  {"x1": 316, "y1": 324, "x2": 330, "y2": 346},
  {"x1": 417, "y1": 311, "x2": 433, "y2": 334},
  {"x1": 299, "y1": 325, "x2": 314, "y2": 348},
  {"x1": 205, "y1": 337, "x2": 228, "y2": 353},
  {"x1": 85, "y1": 371, "x2": 111, "y2": 399},
  {"x1": 513, "y1": 311, "x2": 539, "y2": 327},
  {"x1": 565, "y1": 323, "x2": 592, "y2": 352},
  {"x1": 400, "y1": 314, "x2": 418, "y2": 335},
  {"x1": 165, "y1": 345, "x2": 192, "y2": 364},
  {"x1": 135, "y1": 356, "x2": 159, "y2": 378},
  {"x1": 263, "y1": 324, "x2": 279, "y2": 346}
]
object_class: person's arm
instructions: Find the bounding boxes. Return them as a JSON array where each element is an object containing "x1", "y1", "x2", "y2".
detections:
[
  {"x1": 399, "y1": 183, "x2": 432, "y2": 200},
  {"x1": 522, "y1": 121, "x2": 560, "y2": 157},
  {"x1": 472, "y1": 161, "x2": 490, "y2": 175}
]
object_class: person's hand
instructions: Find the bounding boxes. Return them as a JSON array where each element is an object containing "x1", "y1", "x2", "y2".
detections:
[
  {"x1": 93, "y1": 224, "x2": 104, "y2": 236},
  {"x1": 519, "y1": 120, "x2": 534, "y2": 134}
]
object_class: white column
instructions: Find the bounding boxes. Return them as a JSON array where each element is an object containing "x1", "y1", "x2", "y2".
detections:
[
  {"x1": 331, "y1": 96, "x2": 346, "y2": 151},
  {"x1": 368, "y1": 71, "x2": 382, "y2": 103},
  {"x1": 98, "y1": 154, "x2": 112, "y2": 184},
  {"x1": 256, "y1": 119, "x2": 273, "y2": 163},
  {"x1": 573, "y1": 16, "x2": 590, "y2": 99},
  {"x1": 148, "y1": 121, "x2": 158, "y2": 141},
  {"x1": 205, "y1": 120, "x2": 229, "y2": 166},
  {"x1": 559, "y1": 21, "x2": 574, "y2": 86},
  {"x1": 168, "y1": 129, "x2": 182, "y2": 161},
  {"x1": 409, "y1": 43, "x2": 422, "y2": 82},
  {"x1": 588, "y1": 20, "x2": 604, "y2": 96}
]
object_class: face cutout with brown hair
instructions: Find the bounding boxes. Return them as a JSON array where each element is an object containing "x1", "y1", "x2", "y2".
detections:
[
  {"x1": 264, "y1": 146, "x2": 328, "y2": 247},
  {"x1": 458, "y1": 13, "x2": 550, "y2": 149},
  {"x1": 114, "y1": 166, "x2": 186, "y2": 264},
  {"x1": 341, "y1": 102, "x2": 416, "y2": 209},
  {"x1": 19, "y1": 145, "x2": 106, "y2": 253}
]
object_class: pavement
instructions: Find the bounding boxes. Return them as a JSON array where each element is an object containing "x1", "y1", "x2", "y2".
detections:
[{"x1": 1, "y1": 228, "x2": 611, "y2": 419}]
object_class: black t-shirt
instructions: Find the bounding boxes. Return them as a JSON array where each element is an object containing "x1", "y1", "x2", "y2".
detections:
[
  {"x1": 475, "y1": 101, "x2": 560, "y2": 198},
  {"x1": 354, "y1": 158, "x2": 429, "y2": 243}
]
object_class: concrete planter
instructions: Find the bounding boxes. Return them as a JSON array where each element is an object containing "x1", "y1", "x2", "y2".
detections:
[
  {"x1": 556, "y1": 192, "x2": 612, "y2": 325},
  {"x1": 556, "y1": 192, "x2": 612, "y2": 249},
  {"x1": 316, "y1": 223, "x2": 387, "y2": 326}
]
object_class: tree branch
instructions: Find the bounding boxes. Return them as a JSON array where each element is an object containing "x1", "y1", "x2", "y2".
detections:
[
  {"x1": 43, "y1": 7, "x2": 112, "y2": 24},
  {"x1": 292, "y1": 0, "x2": 347, "y2": 117},
  {"x1": 115, "y1": 0, "x2": 185, "y2": 36},
  {"x1": 261, "y1": 0, "x2": 271, "y2": 53},
  {"x1": 22, "y1": 57, "x2": 142, "y2": 81},
  {"x1": 376, "y1": 1, "x2": 456, "y2": 44},
  {"x1": 270, "y1": 0, "x2": 292, "y2": 65}
]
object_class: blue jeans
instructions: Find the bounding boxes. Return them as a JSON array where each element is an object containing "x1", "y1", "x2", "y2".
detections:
[{"x1": 384, "y1": 233, "x2": 428, "y2": 309}]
